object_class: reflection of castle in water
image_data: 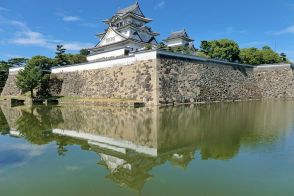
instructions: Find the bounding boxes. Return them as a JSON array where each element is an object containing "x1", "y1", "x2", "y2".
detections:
[{"x1": 1, "y1": 101, "x2": 294, "y2": 192}]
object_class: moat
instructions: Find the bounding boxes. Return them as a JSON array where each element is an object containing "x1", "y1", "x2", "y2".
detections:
[{"x1": 1, "y1": 101, "x2": 294, "y2": 195}]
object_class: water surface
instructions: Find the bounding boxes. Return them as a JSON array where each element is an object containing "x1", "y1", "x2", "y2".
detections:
[{"x1": 0, "y1": 101, "x2": 294, "y2": 195}]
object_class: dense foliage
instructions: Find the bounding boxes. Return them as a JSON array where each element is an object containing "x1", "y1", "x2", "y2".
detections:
[
  {"x1": 0, "y1": 45, "x2": 89, "y2": 95},
  {"x1": 200, "y1": 39, "x2": 240, "y2": 62},
  {"x1": 158, "y1": 39, "x2": 289, "y2": 65},
  {"x1": 16, "y1": 61, "x2": 43, "y2": 98},
  {"x1": 239, "y1": 46, "x2": 284, "y2": 65},
  {"x1": 0, "y1": 61, "x2": 10, "y2": 92},
  {"x1": 55, "y1": 45, "x2": 88, "y2": 66}
]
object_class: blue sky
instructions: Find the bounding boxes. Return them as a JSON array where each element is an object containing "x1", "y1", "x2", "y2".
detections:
[{"x1": 0, "y1": 0, "x2": 294, "y2": 61}]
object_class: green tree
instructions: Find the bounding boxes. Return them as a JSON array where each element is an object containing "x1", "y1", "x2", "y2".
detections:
[
  {"x1": 0, "y1": 61, "x2": 10, "y2": 93},
  {"x1": 260, "y1": 46, "x2": 282, "y2": 64},
  {"x1": 28, "y1": 56, "x2": 54, "y2": 70},
  {"x1": 158, "y1": 42, "x2": 167, "y2": 49},
  {"x1": 0, "y1": 60, "x2": 9, "y2": 70},
  {"x1": 196, "y1": 51, "x2": 209, "y2": 58},
  {"x1": 145, "y1": 44, "x2": 152, "y2": 50},
  {"x1": 16, "y1": 63, "x2": 43, "y2": 98},
  {"x1": 200, "y1": 39, "x2": 240, "y2": 62},
  {"x1": 239, "y1": 48, "x2": 263, "y2": 65},
  {"x1": 55, "y1": 45, "x2": 70, "y2": 66},
  {"x1": 262, "y1": 45, "x2": 271, "y2": 50},
  {"x1": 64, "y1": 54, "x2": 88, "y2": 64},
  {"x1": 22, "y1": 56, "x2": 54, "y2": 97},
  {"x1": 7, "y1": 57, "x2": 28, "y2": 67},
  {"x1": 240, "y1": 46, "x2": 282, "y2": 65},
  {"x1": 80, "y1": 48, "x2": 90, "y2": 56},
  {"x1": 280, "y1": 52, "x2": 288, "y2": 62}
]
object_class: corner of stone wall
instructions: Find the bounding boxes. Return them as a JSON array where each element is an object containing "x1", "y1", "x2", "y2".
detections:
[
  {"x1": 1, "y1": 74, "x2": 22, "y2": 97},
  {"x1": 152, "y1": 55, "x2": 161, "y2": 106}
]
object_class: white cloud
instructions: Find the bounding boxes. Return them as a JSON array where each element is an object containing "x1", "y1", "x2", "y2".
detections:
[
  {"x1": 8, "y1": 21, "x2": 56, "y2": 49},
  {"x1": 63, "y1": 16, "x2": 81, "y2": 22},
  {"x1": 0, "y1": 142, "x2": 46, "y2": 169},
  {"x1": 154, "y1": 1, "x2": 166, "y2": 10},
  {"x1": 1, "y1": 18, "x2": 93, "y2": 51},
  {"x1": 273, "y1": 25, "x2": 294, "y2": 35}
]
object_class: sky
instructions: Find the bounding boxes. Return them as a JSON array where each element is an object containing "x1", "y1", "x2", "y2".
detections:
[{"x1": 0, "y1": 0, "x2": 294, "y2": 61}]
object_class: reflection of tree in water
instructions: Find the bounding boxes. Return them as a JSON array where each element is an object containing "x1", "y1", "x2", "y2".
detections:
[
  {"x1": 92, "y1": 145, "x2": 164, "y2": 193},
  {"x1": 2, "y1": 101, "x2": 294, "y2": 193},
  {"x1": 159, "y1": 102, "x2": 294, "y2": 160},
  {"x1": 0, "y1": 108, "x2": 9, "y2": 135},
  {"x1": 16, "y1": 106, "x2": 90, "y2": 155}
]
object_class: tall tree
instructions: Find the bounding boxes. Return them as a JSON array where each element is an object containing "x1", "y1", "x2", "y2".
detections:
[
  {"x1": 200, "y1": 39, "x2": 240, "y2": 62},
  {"x1": 55, "y1": 45, "x2": 69, "y2": 66},
  {"x1": 16, "y1": 63, "x2": 43, "y2": 98},
  {"x1": 28, "y1": 56, "x2": 54, "y2": 70},
  {"x1": 26, "y1": 56, "x2": 54, "y2": 97}
]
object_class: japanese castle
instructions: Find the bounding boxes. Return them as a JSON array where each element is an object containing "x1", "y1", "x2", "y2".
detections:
[{"x1": 87, "y1": 2, "x2": 195, "y2": 61}]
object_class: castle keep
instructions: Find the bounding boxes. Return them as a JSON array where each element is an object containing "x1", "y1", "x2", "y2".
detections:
[{"x1": 1, "y1": 2, "x2": 294, "y2": 105}]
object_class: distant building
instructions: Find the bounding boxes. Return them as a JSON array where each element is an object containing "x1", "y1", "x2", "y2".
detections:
[
  {"x1": 163, "y1": 29, "x2": 195, "y2": 49},
  {"x1": 88, "y1": 2, "x2": 159, "y2": 61}
]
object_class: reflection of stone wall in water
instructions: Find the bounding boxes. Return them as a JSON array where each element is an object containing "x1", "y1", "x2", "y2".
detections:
[
  {"x1": 1, "y1": 101, "x2": 294, "y2": 160},
  {"x1": 0, "y1": 106, "x2": 23, "y2": 128},
  {"x1": 0, "y1": 108, "x2": 9, "y2": 134},
  {"x1": 55, "y1": 106, "x2": 158, "y2": 148},
  {"x1": 157, "y1": 101, "x2": 294, "y2": 159}
]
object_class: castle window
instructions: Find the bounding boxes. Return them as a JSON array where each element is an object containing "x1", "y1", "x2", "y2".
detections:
[
  {"x1": 117, "y1": 22, "x2": 123, "y2": 27},
  {"x1": 106, "y1": 37, "x2": 115, "y2": 43}
]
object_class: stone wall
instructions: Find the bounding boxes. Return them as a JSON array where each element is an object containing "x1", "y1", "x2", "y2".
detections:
[
  {"x1": 157, "y1": 56, "x2": 259, "y2": 104},
  {"x1": 157, "y1": 55, "x2": 294, "y2": 104},
  {"x1": 254, "y1": 67, "x2": 294, "y2": 98},
  {"x1": 50, "y1": 59, "x2": 158, "y2": 105},
  {"x1": 1, "y1": 50, "x2": 294, "y2": 105},
  {"x1": 1, "y1": 74, "x2": 22, "y2": 97}
]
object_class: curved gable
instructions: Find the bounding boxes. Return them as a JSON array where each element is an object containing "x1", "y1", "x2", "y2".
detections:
[{"x1": 98, "y1": 27, "x2": 127, "y2": 47}]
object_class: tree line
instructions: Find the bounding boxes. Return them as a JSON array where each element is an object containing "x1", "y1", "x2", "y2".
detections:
[
  {"x1": 158, "y1": 39, "x2": 290, "y2": 65},
  {"x1": 0, "y1": 45, "x2": 89, "y2": 98}
]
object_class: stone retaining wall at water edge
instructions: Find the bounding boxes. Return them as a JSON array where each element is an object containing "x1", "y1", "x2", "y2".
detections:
[{"x1": 1, "y1": 50, "x2": 294, "y2": 106}]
